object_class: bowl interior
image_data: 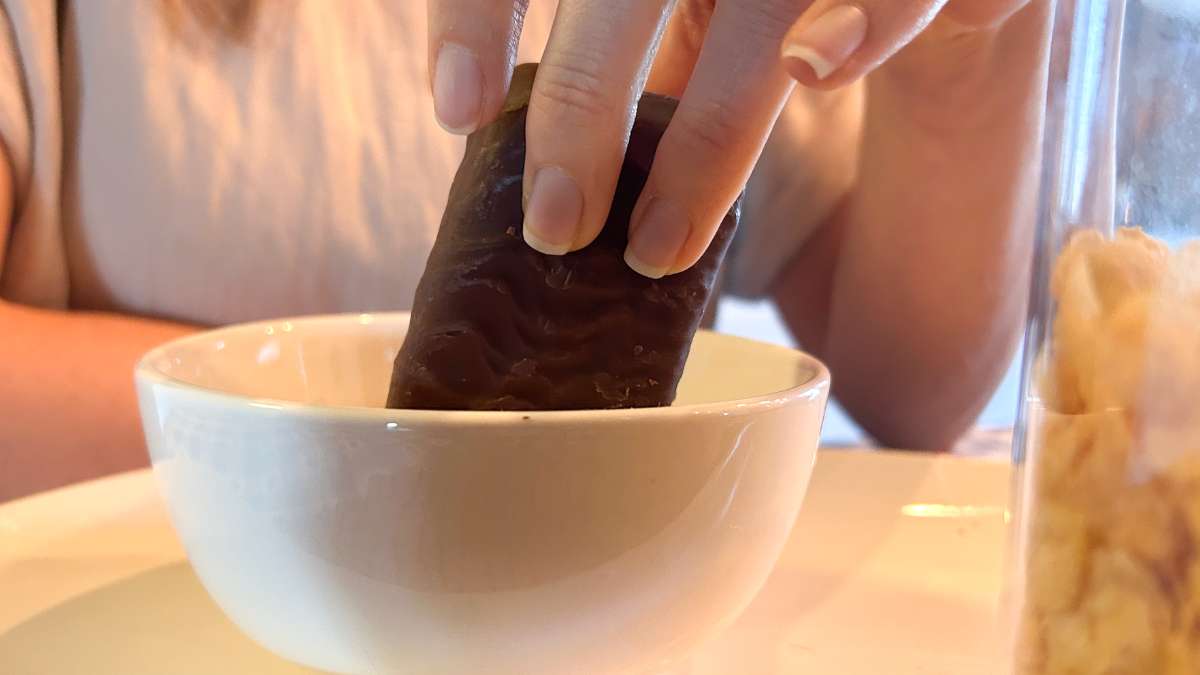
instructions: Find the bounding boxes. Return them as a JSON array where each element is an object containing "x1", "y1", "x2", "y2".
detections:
[{"x1": 139, "y1": 313, "x2": 820, "y2": 410}]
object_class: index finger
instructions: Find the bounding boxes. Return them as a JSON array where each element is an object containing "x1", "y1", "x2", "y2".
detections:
[{"x1": 625, "y1": 1, "x2": 802, "y2": 278}]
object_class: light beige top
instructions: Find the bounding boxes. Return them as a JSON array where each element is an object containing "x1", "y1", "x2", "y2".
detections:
[{"x1": 0, "y1": 0, "x2": 859, "y2": 326}]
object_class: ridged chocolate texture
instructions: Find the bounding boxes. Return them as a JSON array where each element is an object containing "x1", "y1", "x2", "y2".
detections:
[{"x1": 387, "y1": 64, "x2": 741, "y2": 411}]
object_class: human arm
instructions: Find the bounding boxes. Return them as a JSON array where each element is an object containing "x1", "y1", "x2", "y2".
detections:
[
  {"x1": 772, "y1": 2, "x2": 1052, "y2": 449},
  {"x1": 0, "y1": 153, "x2": 195, "y2": 501}
]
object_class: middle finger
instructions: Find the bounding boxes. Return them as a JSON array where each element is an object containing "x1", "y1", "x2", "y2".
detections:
[{"x1": 521, "y1": 0, "x2": 674, "y2": 256}]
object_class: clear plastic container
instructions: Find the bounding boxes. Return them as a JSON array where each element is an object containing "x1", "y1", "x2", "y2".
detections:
[{"x1": 1011, "y1": 1, "x2": 1200, "y2": 673}]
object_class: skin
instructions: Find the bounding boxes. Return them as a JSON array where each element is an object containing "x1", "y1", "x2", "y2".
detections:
[
  {"x1": 0, "y1": 299, "x2": 192, "y2": 502},
  {"x1": 0, "y1": 137, "x2": 193, "y2": 501},
  {"x1": 1, "y1": 1, "x2": 1049, "y2": 498},
  {"x1": 428, "y1": 0, "x2": 1052, "y2": 449},
  {"x1": 775, "y1": 4, "x2": 1053, "y2": 448}
]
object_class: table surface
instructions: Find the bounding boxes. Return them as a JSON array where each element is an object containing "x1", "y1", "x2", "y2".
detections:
[{"x1": 0, "y1": 450, "x2": 1015, "y2": 674}]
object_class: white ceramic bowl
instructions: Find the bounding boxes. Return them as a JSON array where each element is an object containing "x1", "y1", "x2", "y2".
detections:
[{"x1": 135, "y1": 313, "x2": 830, "y2": 675}]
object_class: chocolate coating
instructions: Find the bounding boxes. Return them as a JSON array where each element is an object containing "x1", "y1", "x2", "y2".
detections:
[{"x1": 387, "y1": 64, "x2": 740, "y2": 411}]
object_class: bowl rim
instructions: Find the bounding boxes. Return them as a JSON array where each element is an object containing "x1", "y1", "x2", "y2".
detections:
[{"x1": 135, "y1": 312, "x2": 831, "y2": 425}]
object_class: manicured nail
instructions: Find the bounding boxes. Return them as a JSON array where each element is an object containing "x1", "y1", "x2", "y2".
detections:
[
  {"x1": 782, "y1": 5, "x2": 869, "y2": 80},
  {"x1": 433, "y1": 42, "x2": 484, "y2": 134},
  {"x1": 523, "y1": 167, "x2": 583, "y2": 255},
  {"x1": 625, "y1": 198, "x2": 690, "y2": 279}
]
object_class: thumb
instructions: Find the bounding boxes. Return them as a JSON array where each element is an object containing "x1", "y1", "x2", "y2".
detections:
[
  {"x1": 780, "y1": 0, "x2": 949, "y2": 89},
  {"x1": 779, "y1": 0, "x2": 1034, "y2": 89},
  {"x1": 941, "y1": 0, "x2": 1032, "y2": 30}
]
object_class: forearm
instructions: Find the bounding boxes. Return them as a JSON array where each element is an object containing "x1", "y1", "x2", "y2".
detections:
[
  {"x1": 775, "y1": 4, "x2": 1051, "y2": 449},
  {"x1": 0, "y1": 301, "x2": 194, "y2": 501}
]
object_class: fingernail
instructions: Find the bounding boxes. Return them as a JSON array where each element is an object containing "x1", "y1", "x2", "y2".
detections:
[
  {"x1": 433, "y1": 42, "x2": 484, "y2": 134},
  {"x1": 625, "y1": 198, "x2": 690, "y2": 279},
  {"x1": 782, "y1": 5, "x2": 869, "y2": 80},
  {"x1": 523, "y1": 167, "x2": 583, "y2": 256}
]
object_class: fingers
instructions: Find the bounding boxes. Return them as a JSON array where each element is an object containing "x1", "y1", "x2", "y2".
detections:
[
  {"x1": 521, "y1": 0, "x2": 674, "y2": 256},
  {"x1": 779, "y1": 0, "x2": 1033, "y2": 89},
  {"x1": 780, "y1": 0, "x2": 948, "y2": 89},
  {"x1": 427, "y1": 0, "x2": 530, "y2": 134},
  {"x1": 624, "y1": 0, "x2": 801, "y2": 278},
  {"x1": 941, "y1": 0, "x2": 1032, "y2": 30}
]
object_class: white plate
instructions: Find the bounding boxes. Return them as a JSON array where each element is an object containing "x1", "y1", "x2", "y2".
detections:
[{"x1": 0, "y1": 450, "x2": 1012, "y2": 674}]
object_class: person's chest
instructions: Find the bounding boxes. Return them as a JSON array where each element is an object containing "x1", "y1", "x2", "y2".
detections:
[{"x1": 60, "y1": 1, "x2": 549, "y2": 325}]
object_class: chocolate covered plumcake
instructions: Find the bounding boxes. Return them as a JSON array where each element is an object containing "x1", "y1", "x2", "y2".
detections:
[{"x1": 388, "y1": 64, "x2": 740, "y2": 411}]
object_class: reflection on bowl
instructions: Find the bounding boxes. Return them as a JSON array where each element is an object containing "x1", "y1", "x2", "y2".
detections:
[{"x1": 135, "y1": 313, "x2": 829, "y2": 675}]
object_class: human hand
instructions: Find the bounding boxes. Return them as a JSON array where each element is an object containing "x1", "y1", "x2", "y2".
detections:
[{"x1": 426, "y1": 0, "x2": 1033, "y2": 278}]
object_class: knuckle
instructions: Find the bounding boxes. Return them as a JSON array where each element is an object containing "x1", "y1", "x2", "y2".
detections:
[
  {"x1": 728, "y1": 0, "x2": 805, "y2": 41},
  {"x1": 669, "y1": 99, "x2": 744, "y2": 157},
  {"x1": 943, "y1": 0, "x2": 1028, "y2": 30},
  {"x1": 531, "y1": 59, "x2": 622, "y2": 122}
]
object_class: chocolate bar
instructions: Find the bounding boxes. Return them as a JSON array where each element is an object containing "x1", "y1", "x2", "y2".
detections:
[{"x1": 387, "y1": 64, "x2": 740, "y2": 411}]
